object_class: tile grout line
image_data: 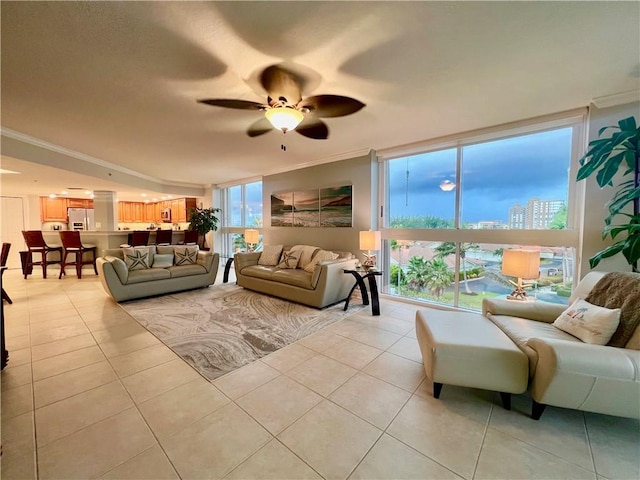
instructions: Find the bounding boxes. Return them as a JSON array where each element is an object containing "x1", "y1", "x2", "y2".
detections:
[{"x1": 470, "y1": 403, "x2": 494, "y2": 480}]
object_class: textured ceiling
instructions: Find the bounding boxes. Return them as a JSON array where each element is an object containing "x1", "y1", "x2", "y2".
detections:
[{"x1": 1, "y1": 1, "x2": 639, "y2": 196}]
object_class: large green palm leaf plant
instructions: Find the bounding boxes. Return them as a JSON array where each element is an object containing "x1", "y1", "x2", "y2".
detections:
[{"x1": 577, "y1": 116, "x2": 639, "y2": 272}]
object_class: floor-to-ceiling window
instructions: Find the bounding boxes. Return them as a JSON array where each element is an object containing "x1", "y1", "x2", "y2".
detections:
[
  {"x1": 379, "y1": 110, "x2": 586, "y2": 310},
  {"x1": 219, "y1": 180, "x2": 263, "y2": 256}
]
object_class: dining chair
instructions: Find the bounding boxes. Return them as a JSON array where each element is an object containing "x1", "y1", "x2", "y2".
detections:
[
  {"x1": 21, "y1": 231, "x2": 63, "y2": 279},
  {"x1": 155, "y1": 229, "x2": 173, "y2": 245},
  {"x1": 1, "y1": 243, "x2": 12, "y2": 304},
  {"x1": 58, "y1": 231, "x2": 98, "y2": 279}
]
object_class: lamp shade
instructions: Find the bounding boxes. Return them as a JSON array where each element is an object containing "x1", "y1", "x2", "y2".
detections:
[
  {"x1": 265, "y1": 107, "x2": 304, "y2": 132},
  {"x1": 359, "y1": 231, "x2": 381, "y2": 251},
  {"x1": 244, "y1": 229, "x2": 259, "y2": 245},
  {"x1": 502, "y1": 249, "x2": 540, "y2": 279}
]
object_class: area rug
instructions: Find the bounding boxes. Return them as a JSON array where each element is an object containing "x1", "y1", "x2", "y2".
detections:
[{"x1": 120, "y1": 284, "x2": 362, "y2": 380}]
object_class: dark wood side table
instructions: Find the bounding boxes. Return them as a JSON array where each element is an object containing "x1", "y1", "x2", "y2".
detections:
[
  {"x1": 343, "y1": 268, "x2": 382, "y2": 316},
  {"x1": 1, "y1": 266, "x2": 9, "y2": 370},
  {"x1": 221, "y1": 255, "x2": 234, "y2": 283}
]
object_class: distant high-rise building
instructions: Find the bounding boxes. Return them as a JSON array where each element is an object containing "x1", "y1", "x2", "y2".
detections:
[
  {"x1": 509, "y1": 204, "x2": 526, "y2": 229},
  {"x1": 509, "y1": 198, "x2": 565, "y2": 229},
  {"x1": 472, "y1": 220, "x2": 509, "y2": 230}
]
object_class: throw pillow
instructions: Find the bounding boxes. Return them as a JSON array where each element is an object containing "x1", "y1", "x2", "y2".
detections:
[
  {"x1": 258, "y1": 245, "x2": 283, "y2": 266},
  {"x1": 173, "y1": 246, "x2": 198, "y2": 266},
  {"x1": 290, "y1": 245, "x2": 319, "y2": 269},
  {"x1": 152, "y1": 253, "x2": 174, "y2": 268},
  {"x1": 553, "y1": 298, "x2": 621, "y2": 345},
  {"x1": 303, "y1": 250, "x2": 339, "y2": 272},
  {"x1": 123, "y1": 247, "x2": 151, "y2": 271},
  {"x1": 277, "y1": 250, "x2": 299, "y2": 269}
]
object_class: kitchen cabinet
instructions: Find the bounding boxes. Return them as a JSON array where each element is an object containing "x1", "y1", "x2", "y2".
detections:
[
  {"x1": 133, "y1": 203, "x2": 145, "y2": 222},
  {"x1": 118, "y1": 202, "x2": 134, "y2": 222},
  {"x1": 144, "y1": 203, "x2": 157, "y2": 223},
  {"x1": 67, "y1": 199, "x2": 94, "y2": 209},
  {"x1": 116, "y1": 198, "x2": 197, "y2": 224},
  {"x1": 40, "y1": 197, "x2": 68, "y2": 222},
  {"x1": 171, "y1": 198, "x2": 197, "y2": 223}
]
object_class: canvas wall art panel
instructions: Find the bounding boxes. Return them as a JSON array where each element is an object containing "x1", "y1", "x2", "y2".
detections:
[
  {"x1": 320, "y1": 185, "x2": 353, "y2": 227},
  {"x1": 271, "y1": 192, "x2": 293, "y2": 226},
  {"x1": 293, "y1": 190, "x2": 320, "y2": 227}
]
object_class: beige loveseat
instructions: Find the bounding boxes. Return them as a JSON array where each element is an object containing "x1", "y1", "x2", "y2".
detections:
[
  {"x1": 234, "y1": 245, "x2": 357, "y2": 308},
  {"x1": 482, "y1": 271, "x2": 640, "y2": 419},
  {"x1": 97, "y1": 246, "x2": 219, "y2": 302}
]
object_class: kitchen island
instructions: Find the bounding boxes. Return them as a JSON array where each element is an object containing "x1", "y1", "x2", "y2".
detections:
[{"x1": 42, "y1": 230, "x2": 186, "y2": 255}]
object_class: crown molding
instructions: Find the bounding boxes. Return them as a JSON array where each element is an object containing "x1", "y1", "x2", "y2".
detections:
[
  {"x1": 260, "y1": 147, "x2": 372, "y2": 179},
  {"x1": 592, "y1": 90, "x2": 640, "y2": 109},
  {"x1": 0, "y1": 127, "x2": 206, "y2": 189}
]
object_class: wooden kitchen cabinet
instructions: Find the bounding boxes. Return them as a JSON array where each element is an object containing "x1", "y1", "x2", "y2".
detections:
[
  {"x1": 40, "y1": 197, "x2": 68, "y2": 222},
  {"x1": 133, "y1": 203, "x2": 145, "y2": 222},
  {"x1": 144, "y1": 203, "x2": 156, "y2": 223},
  {"x1": 170, "y1": 198, "x2": 197, "y2": 223},
  {"x1": 67, "y1": 198, "x2": 93, "y2": 209}
]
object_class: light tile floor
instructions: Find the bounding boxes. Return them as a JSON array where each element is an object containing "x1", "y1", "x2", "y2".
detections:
[{"x1": 1, "y1": 267, "x2": 639, "y2": 480}]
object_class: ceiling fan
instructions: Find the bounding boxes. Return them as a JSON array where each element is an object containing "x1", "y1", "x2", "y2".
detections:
[{"x1": 197, "y1": 64, "x2": 365, "y2": 140}]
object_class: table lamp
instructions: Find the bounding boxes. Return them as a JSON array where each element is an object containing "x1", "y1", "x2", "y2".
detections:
[
  {"x1": 359, "y1": 230, "x2": 381, "y2": 270},
  {"x1": 501, "y1": 249, "x2": 540, "y2": 300},
  {"x1": 244, "y1": 229, "x2": 259, "y2": 252}
]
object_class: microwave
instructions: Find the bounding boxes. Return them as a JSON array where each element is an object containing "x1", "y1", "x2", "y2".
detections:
[{"x1": 161, "y1": 208, "x2": 171, "y2": 222}]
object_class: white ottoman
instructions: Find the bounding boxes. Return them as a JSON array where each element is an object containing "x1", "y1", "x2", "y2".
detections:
[{"x1": 415, "y1": 309, "x2": 528, "y2": 409}]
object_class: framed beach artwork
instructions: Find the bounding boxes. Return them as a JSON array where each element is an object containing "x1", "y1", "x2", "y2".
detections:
[
  {"x1": 270, "y1": 185, "x2": 352, "y2": 228},
  {"x1": 270, "y1": 192, "x2": 293, "y2": 226},
  {"x1": 292, "y1": 190, "x2": 320, "y2": 227},
  {"x1": 320, "y1": 185, "x2": 353, "y2": 227}
]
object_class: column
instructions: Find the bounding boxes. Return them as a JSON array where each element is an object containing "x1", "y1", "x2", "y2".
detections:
[{"x1": 93, "y1": 190, "x2": 118, "y2": 231}]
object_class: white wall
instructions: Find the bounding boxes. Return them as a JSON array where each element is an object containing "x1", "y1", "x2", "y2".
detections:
[
  {"x1": 261, "y1": 151, "x2": 378, "y2": 260},
  {"x1": 580, "y1": 101, "x2": 640, "y2": 274}
]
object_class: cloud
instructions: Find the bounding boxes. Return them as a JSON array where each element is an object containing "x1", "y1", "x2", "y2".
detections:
[{"x1": 388, "y1": 127, "x2": 572, "y2": 223}]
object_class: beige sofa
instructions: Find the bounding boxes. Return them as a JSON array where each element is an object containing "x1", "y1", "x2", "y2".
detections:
[
  {"x1": 234, "y1": 245, "x2": 357, "y2": 308},
  {"x1": 482, "y1": 271, "x2": 640, "y2": 419},
  {"x1": 97, "y1": 247, "x2": 219, "y2": 302}
]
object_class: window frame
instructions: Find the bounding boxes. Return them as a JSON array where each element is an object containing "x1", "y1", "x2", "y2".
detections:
[{"x1": 377, "y1": 108, "x2": 587, "y2": 308}]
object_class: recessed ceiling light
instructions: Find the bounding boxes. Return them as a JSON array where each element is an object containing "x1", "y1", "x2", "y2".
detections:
[
  {"x1": 0, "y1": 168, "x2": 20, "y2": 175},
  {"x1": 49, "y1": 193, "x2": 57, "y2": 198},
  {"x1": 141, "y1": 193, "x2": 147, "y2": 197},
  {"x1": 161, "y1": 196, "x2": 167, "y2": 200},
  {"x1": 61, "y1": 190, "x2": 69, "y2": 195},
  {"x1": 144, "y1": 199, "x2": 149, "y2": 203},
  {"x1": 84, "y1": 190, "x2": 92, "y2": 195},
  {"x1": 152, "y1": 198, "x2": 158, "y2": 201}
]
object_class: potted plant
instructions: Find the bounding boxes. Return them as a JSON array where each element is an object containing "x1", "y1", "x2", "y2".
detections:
[
  {"x1": 577, "y1": 115, "x2": 639, "y2": 272},
  {"x1": 188, "y1": 207, "x2": 221, "y2": 250}
]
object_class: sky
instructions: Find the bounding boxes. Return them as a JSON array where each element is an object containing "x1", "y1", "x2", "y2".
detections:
[{"x1": 388, "y1": 127, "x2": 573, "y2": 224}]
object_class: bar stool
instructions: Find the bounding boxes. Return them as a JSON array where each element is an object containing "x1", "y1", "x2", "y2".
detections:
[
  {"x1": 129, "y1": 230, "x2": 150, "y2": 247},
  {"x1": 155, "y1": 229, "x2": 173, "y2": 245},
  {"x1": 58, "y1": 231, "x2": 98, "y2": 279},
  {"x1": 1, "y1": 243, "x2": 12, "y2": 304},
  {"x1": 21, "y1": 231, "x2": 63, "y2": 279},
  {"x1": 182, "y1": 230, "x2": 199, "y2": 245}
]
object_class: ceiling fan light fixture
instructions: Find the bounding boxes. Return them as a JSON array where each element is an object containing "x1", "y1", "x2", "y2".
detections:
[
  {"x1": 439, "y1": 180, "x2": 456, "y2": 192},
  {"x1": 265, "y1": 107, "x2": 304, "y2": 133}
]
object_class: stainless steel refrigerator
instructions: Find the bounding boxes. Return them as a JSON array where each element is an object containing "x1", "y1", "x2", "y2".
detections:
[{"x1": 67, "y1": 208, "x2": 95, "y2": 230}]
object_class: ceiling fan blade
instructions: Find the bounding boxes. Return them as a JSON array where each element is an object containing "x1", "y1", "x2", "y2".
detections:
[
  {"x1": 197, "y1": 99, "x2": 264, "y2": 110},
  {"x1": 296, "y1": 119, "x2": 329, "y2": 140},
  {"x1": 298, "y1": 95, "x2": 365, "y2": 118},
  {"x1": 247, "y1": 117, "x2": 273, "y2": 137},
  {"x1": 260, "y1": 65, "x2": 303, "y2": 105}
]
